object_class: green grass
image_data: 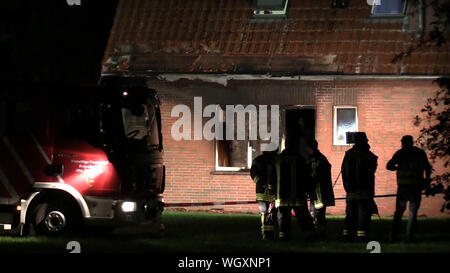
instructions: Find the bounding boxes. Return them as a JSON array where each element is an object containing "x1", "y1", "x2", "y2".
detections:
[{"x1": 0, "y1": 211, "x2": 449, "y2": 253}]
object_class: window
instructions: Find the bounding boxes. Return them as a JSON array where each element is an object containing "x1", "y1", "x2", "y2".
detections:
[
  {"x1": 216, "y1": 140, "x2": 252, "y2": 171},
  {"x1": 122, "y1": 103, "x2": 160, "y2": 149},
  {"x1": 252, "y1": 0, "x2": 289, "y2": 19},
  {"x1": 215, "y1": 105, "x2": 253, "y2": 171},
  {"x1": 122, "y1": 105, "x2": 149, "y2": 140},
  {"x1": 215, "y1": 105, "x2": 277, "y2": 171},
  {"x1": 333, "y1": 106, "x2": 358, "y2": 146},
  {"x1": 371, "y1": 0, "x2": 406, "y2": 17}
]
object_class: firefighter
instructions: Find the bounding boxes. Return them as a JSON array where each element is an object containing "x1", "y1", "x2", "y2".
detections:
[
  {"x1": 250, "y1": 149, "x2": 278, "y2": 240},
  {"x1": 275, "y1": 145, "x2": 315, "y2": 241},
  {"x1": 306, "y1": 139, "x2": 335, "y2": 239},
  {"x1": 387, "y1": 135, "x2": 432, "y2": 242},
  {"x1": 341, "y1": 132, "x2": 378, "y2": 242}
]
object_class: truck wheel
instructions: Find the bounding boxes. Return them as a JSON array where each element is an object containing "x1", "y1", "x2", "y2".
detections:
[{"x1": 33, "y1": 201, "x2": 80, "y2": 236}]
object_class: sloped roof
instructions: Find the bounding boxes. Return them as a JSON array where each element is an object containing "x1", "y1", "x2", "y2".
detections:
[{"x1": 102, "y1": 0, "x2": 450, "y2": 75}]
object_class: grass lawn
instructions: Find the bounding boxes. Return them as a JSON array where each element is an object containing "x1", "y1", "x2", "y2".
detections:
[{"x1": 0, "y1": 211, "x2": 449, "y2": 253}]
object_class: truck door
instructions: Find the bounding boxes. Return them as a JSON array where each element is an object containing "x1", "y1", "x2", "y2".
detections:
[{"x1": 52, "y1": 95, "x2": 121, "y2": 197}]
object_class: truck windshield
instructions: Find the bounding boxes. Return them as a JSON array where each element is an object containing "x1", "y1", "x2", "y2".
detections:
[{"x1": 121, "y1": 104, "x2": 160, "y2": 149}]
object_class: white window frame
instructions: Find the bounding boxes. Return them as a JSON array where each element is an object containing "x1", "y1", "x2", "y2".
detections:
[
  {"x1": 214, "y1": 106, "x2": 254, "y2": 172},
  {"x1": 371, "y1": 0, "x2": 407, "y2": 17},
  {"x1": 253, "y1": 0, "x2": 289, "y2": 18},
  {"x1": 333, "y1": 106, "x2": 358, "y2": 146},
  {"x1": 215, "y1": 140, "x2": 252, "y2": 172}
]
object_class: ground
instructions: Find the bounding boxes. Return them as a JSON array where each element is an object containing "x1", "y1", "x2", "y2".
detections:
[{"x1": 0, "y1": 211, "x2": 449, "y2": 253}]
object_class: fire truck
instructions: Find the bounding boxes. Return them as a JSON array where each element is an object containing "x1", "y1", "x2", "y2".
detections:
[{"x1": 0, "y1": 76, "x2": 165, "y2": 236}]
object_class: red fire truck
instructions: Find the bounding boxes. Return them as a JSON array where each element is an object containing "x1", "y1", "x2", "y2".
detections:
[{"x1": 0, "y1": 76, "x2": 165, "y2": 236}]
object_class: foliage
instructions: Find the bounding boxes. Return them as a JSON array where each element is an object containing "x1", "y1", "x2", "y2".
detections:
[
  {"x1": 414, "y1": 78, "x2": 450, "y2": 211},
  {"x1": 392, "y1": 0, "x2": 450, "y2": 63}
]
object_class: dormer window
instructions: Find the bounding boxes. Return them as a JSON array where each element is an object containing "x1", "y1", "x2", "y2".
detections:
[
  {"x1": 252, "y1": 0, "x2": 289, "y2": 19},
  {"x1": 371, "y1": 0, "x2": 406, "y2": 17}
]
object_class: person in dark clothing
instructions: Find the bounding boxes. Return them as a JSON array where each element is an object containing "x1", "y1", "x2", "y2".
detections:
[
  {"x1": 275, "y1": 146, "x2": 315, "y2": 240},
  {"x1": 250, "y1": 149, "x2": 278, "y2": 240},
  {"x1": 306, "y1": 139, "x2": 335, "y2": 239},
  {"x1": 387, "y1": 135, "x2": 432, "y2": 242},
  {"x1": 341, "y1": 132, "x2": 378, "y2": 242}
]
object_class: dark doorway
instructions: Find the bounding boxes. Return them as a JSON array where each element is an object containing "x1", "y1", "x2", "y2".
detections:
[{"x1": 284, "y1": 108, "x2": 316, "y2": 160}]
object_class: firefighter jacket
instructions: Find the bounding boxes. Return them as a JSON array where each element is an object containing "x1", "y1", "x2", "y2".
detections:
[
  {"x1": 386, "y1": 146, "x2": 431, "y2": 187},
  {"x1": 250, "y1": 153, "x2": 277, "y2": 202},
  {"x1": 309, "y1": 150, "x2": 335, "y2": 209},
  {"x1": 274, "y1": 149, "x2": 312, "y2": 207},
  {"x1": 341, "y1": 143, "x2": 378, "y2": 201}
]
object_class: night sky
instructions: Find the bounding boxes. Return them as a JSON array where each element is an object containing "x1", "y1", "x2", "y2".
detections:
[{"x1": 0, "y1": 0, "x2": 118, "y2": 85}]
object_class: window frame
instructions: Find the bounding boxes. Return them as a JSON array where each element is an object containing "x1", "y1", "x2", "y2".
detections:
[
  {"x1": 333, "y1": 106, "x2": 358, "y2": 146},
  {"x1": 370, "y1": 0, "x2": 407, "y2": 18},
  {"x1": 214, "y1": 105, "x2": 255, "y2": 172},
  {"x1": 214, "y1": 140, "x2": 252, "y2": 172},
  {"x1": 252, "y1": 0, "x2": 289, "y2": 19}
]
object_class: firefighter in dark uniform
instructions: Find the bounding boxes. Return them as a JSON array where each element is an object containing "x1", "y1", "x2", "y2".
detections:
[
  {"x1": 387, "y1": 135, "x2": 431, "y2": 242},
  {"x1": 250, "y1": 149, "x2": 278, "y2": 240},
  {"x1": 306, "y1": 139, "x2": 335, "y2": 239},
  {"x1": 275, "y1": 146, "x2": 315, "y2": 240},
  {"x1": 341, "y1": 132, "x2": 378, "y2": 242}
]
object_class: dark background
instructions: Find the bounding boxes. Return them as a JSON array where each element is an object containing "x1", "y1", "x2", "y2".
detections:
[{"x1": 0, "y1": 0, "x2": 118, "y2": 85}]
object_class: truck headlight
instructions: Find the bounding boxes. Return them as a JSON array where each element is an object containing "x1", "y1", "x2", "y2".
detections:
[{"x1": 121, "y1": 201, "x2": 137, "y2": 212}]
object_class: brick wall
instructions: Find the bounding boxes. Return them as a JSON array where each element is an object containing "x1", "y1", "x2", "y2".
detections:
[{"x1": 150, "y1": 78, "x2": 448, "y2": 217}]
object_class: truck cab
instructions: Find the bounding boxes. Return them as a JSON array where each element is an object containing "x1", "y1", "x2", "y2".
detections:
[{"x1": 0, "y1": 76, "x2": 165, "y2": 236}]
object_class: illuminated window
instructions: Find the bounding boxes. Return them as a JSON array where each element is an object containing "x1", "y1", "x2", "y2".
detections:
[
  {"x1": 252, "y1": 0, "x2": 289, "y2": 19},
  {"x1": 371, "y1": 0, "x2": 406, "y2": 16},
  {"x1": 215, "y1": 107, "x2": 273, "y2": 171},
  {"x1": 215, "y1": 105, "x2": 253, "y2": 171},
  {"x1": 333, "y1": 106, "x2": 358, "y2": 146}
]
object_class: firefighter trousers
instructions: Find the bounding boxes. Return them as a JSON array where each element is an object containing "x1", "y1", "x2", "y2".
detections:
[
  {"x1": 258, "y1": 201, "x2": 275, "y2": 239},
  {"x1": 343, "y1": 199, "x2": 372, "y2": 240},
  {"x1": 277, "y1": 206, "x2": 315, "y2": 239}
]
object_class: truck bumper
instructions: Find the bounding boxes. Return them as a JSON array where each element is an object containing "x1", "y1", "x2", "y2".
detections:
[
  {"x1": 0, "y1": 204, "x2": 22, "y2": 236},
  {"x1": 84, "y1": 195, "x2": 164, "y2": 229}
]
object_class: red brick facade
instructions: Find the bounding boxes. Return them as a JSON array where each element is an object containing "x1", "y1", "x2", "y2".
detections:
[
  {"x1": 102, "y1": 0, "x2": 450, "y2": 217},
  {"x1": 149, "y1": 78, "x2": 447, "y2": 217}
]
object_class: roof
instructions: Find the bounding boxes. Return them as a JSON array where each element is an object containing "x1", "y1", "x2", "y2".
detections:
[{"x1": 102, "y1": 0, "x2": 450, "y2": 75}]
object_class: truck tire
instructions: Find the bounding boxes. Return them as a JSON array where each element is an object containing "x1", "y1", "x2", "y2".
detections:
[{"x1": 33, "y1": 201, "x2": 81, "y2": 236}]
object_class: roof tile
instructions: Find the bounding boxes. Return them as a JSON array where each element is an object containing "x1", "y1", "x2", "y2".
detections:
[{"x1": 103, "y1": 0, "x2": 450, "y2": 75}]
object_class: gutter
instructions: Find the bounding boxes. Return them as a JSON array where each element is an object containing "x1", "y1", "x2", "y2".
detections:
[{"x1": 152, "y1": 73, "x2": 444, "y2": 87}]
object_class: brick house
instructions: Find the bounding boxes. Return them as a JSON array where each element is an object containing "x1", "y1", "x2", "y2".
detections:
[{"x1": 102, "y1": 0, "x2": 450, "y2": 216}]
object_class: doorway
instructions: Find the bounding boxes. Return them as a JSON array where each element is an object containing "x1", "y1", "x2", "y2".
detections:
[{"x1": 284, "y1": 108, "x2": 316, "y2": 160}]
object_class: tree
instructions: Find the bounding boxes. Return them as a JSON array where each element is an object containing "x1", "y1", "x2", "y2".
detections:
[
  {"x1": 392, "y1": 0, "x2": 450, "y2": 63},
  {"x1": 391, "y1": 1, "x2": 449, "y2": 211},
  {"x1": 414, "y1": 78, "x2": 449, "y2": 212}
]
